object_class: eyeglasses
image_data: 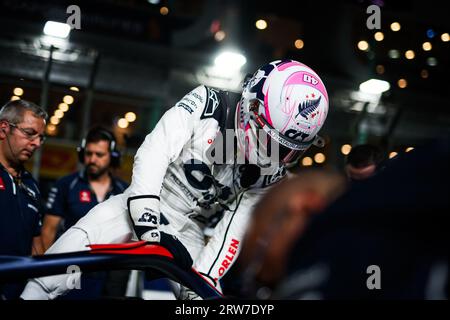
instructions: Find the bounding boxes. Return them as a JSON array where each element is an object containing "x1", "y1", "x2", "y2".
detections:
[{"x1": 8, "y1": 122, "x2": 46, "y2": 143}]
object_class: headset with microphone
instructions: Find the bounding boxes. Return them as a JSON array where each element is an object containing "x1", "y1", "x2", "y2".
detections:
[{"x1": 77, "y1": 127, "x2": 121, "y2": 168}]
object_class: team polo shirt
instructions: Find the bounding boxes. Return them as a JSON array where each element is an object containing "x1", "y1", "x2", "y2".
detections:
[
  {"x1": 0, "y1": 164, "x2": 42, "y2": 256},
  {"x1": 46, "y1": 170, "x2": 128, "y2": 230}
]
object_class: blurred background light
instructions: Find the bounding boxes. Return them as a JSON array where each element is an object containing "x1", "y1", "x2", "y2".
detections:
[
  {"x1": 255, "y1": 19, "x2": 267, "y2": 30},
  {"x1": 301, "y1": 157, "x2": 313, "y2": 166},
  {"x1": 43, "y1": 21, "x2": 71, "y2": 38},
  {"x1": 125, "y1": 112, "x2": 136, "y2": 122},
  {"x1": 214, "y1": 30, "x2": 226, "y2": 42},
  {"x1": 58, "y1": 103, "x2": 69, "y2": 112},
  {"x1": 397, "y1": 78, "x2": 407, "y2": 88},
  {"x1": 13, "y1": 87, "x2": 23, "y2": 96},
  {"x1": 426, "y1": 57, "x2": 437, "y2": 66},
  {"x1": 426, "y1": 28, "x2": 435, "y2": 39},
  {"x1": 422, "y1": 42, "x2": 432, "y2": 51},
  {"x1": 117, "y1": 118, "x2": 129, "y2": 128},
  {"x1": 160, "y1": 6, "x2": 169, "y2": 15},
  {"x1": 63, "y1": 95, "x2": 74, "y2": 104},
  {"x1": 294, "y1": 39, "x2": 304, "y2": 49},
  {"x1": 420, "y1": 69, "x2": 429, "y2": 79},
  {"x1": 389, "y1": 151, "x2": 398, "y2": 158},
  {"x1": 359, "y1": 79, "x2": 390, "y2": 94},
  {"x1": 357, "y1": 40, "x2": 369, "y2": 51},
  {"x1": 213, "y1": 51, "x2": 247, "y2": 77},
  {"x1": 54, "y1": 109, "x2": 64, "y2": 119},
  {"x1": 405, "y1": 50, "x2": 415, "y2": 59},
  {"x1": 314, "y1": 153, "x2": 326, "y2": 164},
  {"x1": 50, "y1": 116, "x2": 60, "y2": 125},
  {"x1": 341, "y1": 144, "x2": 352, "y2": 155},
  {"x1": 374, "y1": 32, "x2": 384, "y2": 41},
  {"x1": 390, "y1": 22, "x2": 401, "y2": 32},
  {"x1": 388, "y1": 49, "x2": 400, "y2": 59},
  {"x1": 376, "y1": 65, "x2": 385, "y2": 74}
]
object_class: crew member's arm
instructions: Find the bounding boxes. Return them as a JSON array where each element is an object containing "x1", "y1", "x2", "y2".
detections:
[
  {"x1": 31, "y1": 236, "x2": 44, "y2": 256},
  {"x1": 41, "y1": 180, "x2": 66, "y2": 251},
  {"x1": 40, "y1": 214, "x2": 62, "y2": 251},
  {"x1": 126, "y1": 86, "x2": 207, "y2": 242}
]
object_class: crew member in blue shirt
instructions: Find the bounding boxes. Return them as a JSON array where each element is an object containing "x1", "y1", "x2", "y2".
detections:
[
  {"x1": 0, "y1": 99, "x2": 47, "y2": 299},
  {"x1": 41, "y1": 126, "x2": 129, "y2": 299}
]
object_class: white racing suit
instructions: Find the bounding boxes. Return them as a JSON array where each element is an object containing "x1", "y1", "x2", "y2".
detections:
[{"x1": 21, "y1": 85, "x2": 286, "y2": 299}]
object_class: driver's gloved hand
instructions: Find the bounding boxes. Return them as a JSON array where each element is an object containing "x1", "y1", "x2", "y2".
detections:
[{"x1": 159, "y1": 232, "x2": 193, "y2": 270}]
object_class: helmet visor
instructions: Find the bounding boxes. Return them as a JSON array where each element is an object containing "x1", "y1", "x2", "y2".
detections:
[{"x1": 249, "y1": 108, "x2": 312, "y2": 164}]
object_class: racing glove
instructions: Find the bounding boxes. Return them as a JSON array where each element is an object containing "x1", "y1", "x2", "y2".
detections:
[{"x1": 127, "y1": 195, "x2": 161, "y2": 243}]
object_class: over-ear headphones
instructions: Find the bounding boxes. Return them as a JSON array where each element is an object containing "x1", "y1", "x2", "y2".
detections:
[{"x1": 77, "y1": 127, "x2": 121, "y2": 168}]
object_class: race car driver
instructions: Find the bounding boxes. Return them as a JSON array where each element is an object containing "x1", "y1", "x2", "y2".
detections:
[{"x1": 21, "y1": 59, "x2": 329, "y2": 299}]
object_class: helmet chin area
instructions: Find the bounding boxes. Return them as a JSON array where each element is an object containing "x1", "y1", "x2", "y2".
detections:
[{"x1": 277, "y1": 145, "x2": 304, "y2": 165}]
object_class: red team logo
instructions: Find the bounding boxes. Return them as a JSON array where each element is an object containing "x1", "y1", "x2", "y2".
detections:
[
  {"x1": 0, "y1": 177, "x2": 5, "y2": 191},
  {"x1": 218, "y1": 238, "x2": 240, "y2": 277},
  {"x1": 79, "y1": 190, "x2": 91, "y2": 203}
]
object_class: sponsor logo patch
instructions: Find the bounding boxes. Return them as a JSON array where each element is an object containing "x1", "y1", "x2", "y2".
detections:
[
  {"x1": 79, "y1": 190, "x2": 91, "y2": 203},
  {"x1": 177, "y1": 102, "x2": 194, "y2": 114},
  {"x1": 296, "y1": 96, "x2": 321, "y2": 120},
  {"x1": 218, "y1": 238, "x2": 240, "y2": 276},
  {"x1": 203, "y1": 89, "x2": 219, "y2": 117},
  {"x1": 138, "y1": 209, "x2": 158, "y2": 224}
]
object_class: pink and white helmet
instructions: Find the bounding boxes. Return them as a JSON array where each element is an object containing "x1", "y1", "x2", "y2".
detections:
[{"x1": 235, "y1": 59, "x2": 329, "y2": 166}]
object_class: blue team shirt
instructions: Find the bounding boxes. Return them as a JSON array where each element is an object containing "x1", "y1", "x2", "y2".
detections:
[
  {"x1": 46, "y1": 170, "x2": 128, "y2": 230},
  {"x1": 0, "y1": 164, "x2": 42, "y2": 256}
]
